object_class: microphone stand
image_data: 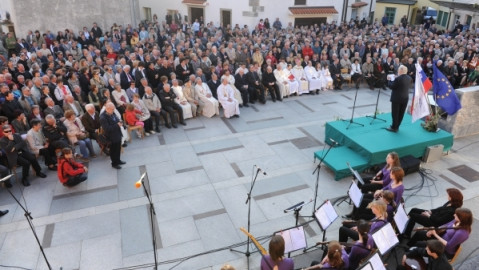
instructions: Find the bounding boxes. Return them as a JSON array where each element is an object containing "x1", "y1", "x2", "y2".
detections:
[
  {"x1": 311, "y1": 142, "x2": 335, "y2": 214},
  {"x1": 284, "y1": 200, "x2": 313, "y2": 227},
  {"x1": 139, "y1": 177, "x2": 158, "y2": 270},
  {"x1": 306, "y1": 142, "x2": 336, "y2": 253},
  {"x1": 366, "y1": 87, "x2": 387, "y2": 124},
  {"x1": 3, "y1": 183, "x2": 52, "y2": 270},
  {"x1": 230, "y1": 166, "x2": 262, "y2": 270},
  {"x1": 341, "y1": 86, "x2": 364, "y2": 129}
]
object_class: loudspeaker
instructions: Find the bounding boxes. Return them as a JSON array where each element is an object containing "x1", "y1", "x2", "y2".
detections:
[
  {"x1": 423, "y1": 144, "x2": 444, "y2": 163},
  {"x1": 401, "y1": 155, "x2": 421, "y2": 175}
]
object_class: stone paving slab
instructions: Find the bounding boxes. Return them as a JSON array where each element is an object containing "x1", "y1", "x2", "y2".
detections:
[
  {"x1": 193, "y1": 137, "x2": 243, "y2": 155},
  {"x1": 120, "y1": 205, "x2": 156, "y2": 257},
  {"x1": 0, "y1": 226, "x2": 45, "y2": 270},
  {"x1": 49, "y1": 186, "x2": 118, "y2": 215},
  {"x1": 155, "y1": 190, "x2": 224, "y2": 223},
  {"x1": 169, "y1": 145, "x2": 202, "y2": 171},
  {"x1": 36, "y1": 241, "x2": 81, "y2": 270},
  {"x1": 49, "y1": 211, "x2": 120, "y2": 247},
  {"x1": 199, "y1": 153, "x2": 239, "y2": 183},
  {"x1": 159, "y1": 216, "x2": 199, "y2": 247},
  {"x1": 80, "y1": 233, "x2": 123, "y2": 270},
  {"x1": 149, "y1": 169, "x2": 211, "y2": 194}
]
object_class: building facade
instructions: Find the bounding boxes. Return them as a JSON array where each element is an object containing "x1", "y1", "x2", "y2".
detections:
[
  {"x1": 138, "y1": 0, "x2": 375, "y2": 29},
  {"x1": 373, "y1": 0, "x2": 417, "y2": 25},
  {"x1": 0, "y1": 0, "x2": 139, "y2": 38},
  {"x1": 431, "y1": 0, "x2": 479, "y2": 31}
]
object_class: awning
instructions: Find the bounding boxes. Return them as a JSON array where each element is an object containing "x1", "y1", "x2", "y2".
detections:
[
  {"x1": 352, "y1": 2, "x2": 368, "y2": 8},
  {"x1": 288, "y1": 6, "x2": 339, "y2": 15},
  {"x1": 431, "y1": 0, "x2": 479, "y2": 12},
  {"x1": 182, "y1": 0, "x2": 206, "y2": 5},
  {"x1": 376, "y1": 0, "x2": 417, "y2": 5}
]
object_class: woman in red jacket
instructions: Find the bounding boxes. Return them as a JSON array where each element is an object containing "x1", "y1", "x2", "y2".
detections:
[
  {"x1": 58, "y1": 148, "x2": 88, "y2": 187},
  {"x1": 302, "y1": 40, "x2": 314, "y2": 60}
]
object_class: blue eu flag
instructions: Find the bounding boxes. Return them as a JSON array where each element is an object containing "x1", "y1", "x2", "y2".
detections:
[{"x1": 432, "y1": 63, "x2": 461, "y2": 115}]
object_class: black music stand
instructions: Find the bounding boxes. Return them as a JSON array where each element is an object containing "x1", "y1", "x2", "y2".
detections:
[
  {"x1": 303, "y1": 200, "x2": 339, "y2": 252},
  {"x1": 334, "y1": 162, "x2": 365, "y2": 207},
  {"x1": 371, "y1": 222, "x2": 401, "y2": 266},
  {"x1": 342, "y1": 86, "x2": 364, "y2": 129},
  {"x1": 230, "y1": 166, "x2": 263, "y2": 269},
  {"x1": 274, "y1": 225, "x2": 307, "y2": 257},
  {"x1": 394, "y1": 203, "x2": 410, "y2": 235},
  {"x1": 335, "y1": 178, "x2": 363, "y2": 212},
  {"x1": 366, "y1": 88, "x2": 387, "y2": 124},
  {"x1": 1, "y1": 175, "x2": 53, "y2": 270},
  {"x1": 358, "y1": 251, "x2": 387, "y2": 270}
]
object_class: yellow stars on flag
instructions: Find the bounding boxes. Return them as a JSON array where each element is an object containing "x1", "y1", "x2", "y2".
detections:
[{"x1": 435, "y1": 82, "x2": 454, "y2": 100}]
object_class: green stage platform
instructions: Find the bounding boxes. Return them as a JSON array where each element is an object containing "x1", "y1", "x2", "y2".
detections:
[{"x1": 314, "y1": 113, "x2": 454, "y2": 180}]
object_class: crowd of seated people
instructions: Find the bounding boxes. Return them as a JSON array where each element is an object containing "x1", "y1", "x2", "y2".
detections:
[{"x1": 0, "y1": 13, "x2": 477, "y2": 215}]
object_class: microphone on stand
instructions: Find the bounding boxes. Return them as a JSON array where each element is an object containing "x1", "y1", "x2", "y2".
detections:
[
  {"x1": 134, "y1": 172, "x2": 147, "y2": 188},
  {"x1": 283, "y1": 199, "x2": 313, "y2": 213},
  {"x1": 329, "y1": 138, "x2": 339, "y2": 145},
  {"x1": 256, "y1": 166, "x2": 267, "y2": 175}
]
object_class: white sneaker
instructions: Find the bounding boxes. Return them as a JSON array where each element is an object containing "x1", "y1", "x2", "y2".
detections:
[
  {"x1": 136, "y1": 131, "x2": 141, "y2": 138},
  {"x1": 145, "y1": 132, "x2": 150, "y2": 136},
  {"x1": 150, "y1": 130, "x2": 156, "y2": 134}
]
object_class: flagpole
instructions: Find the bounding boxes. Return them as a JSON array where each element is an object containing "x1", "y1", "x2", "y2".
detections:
[
  {"x1": 412, "y1": 63, "x2": 432, "y2": 123},
  {"x1": 426, "y1": 86, "x2": 434, "y2": 115}
]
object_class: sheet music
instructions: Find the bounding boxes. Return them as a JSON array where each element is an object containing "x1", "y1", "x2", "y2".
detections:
[
  {"x1": 347, "y1": 162, "x2": 364, "y2": 185},
  {"x1": 348, "y1": 181, "x2": 363, "y2": 208},
  {"x1": 394, "y1": 203, "x2": 409, "y2": 234},
  {"x1": 289, "y1": 227, "x2": 306, "y2": 251},
  {"x1": 358, "y1": 262, "x2": 373, "y2": 270},
  {"x1": 368, "y1": 252, "x2": 386, "y2": 270},
  {"x1": 275, "y1": 226, "x2": 307, "y2": 253},
  {"x1": 372, "y1": 223, "x2": 399, "y2": 255},
  {"x1": 314, "y1": 200, "x2": 338, "y2": 230}
]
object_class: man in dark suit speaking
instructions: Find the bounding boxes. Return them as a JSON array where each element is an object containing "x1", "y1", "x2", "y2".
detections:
[{"x1": 387, "y1": 65, "x2": 412, "y2": 132}]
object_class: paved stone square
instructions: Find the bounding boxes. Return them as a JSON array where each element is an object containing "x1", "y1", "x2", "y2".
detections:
[{"x1": 0, "y1": 87, "x2": 478, "y2": 270}]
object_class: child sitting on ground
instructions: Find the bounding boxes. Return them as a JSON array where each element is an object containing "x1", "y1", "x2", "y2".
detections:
[{"x1": 57, "y1": 148, "x2": 88, "y2": 187}]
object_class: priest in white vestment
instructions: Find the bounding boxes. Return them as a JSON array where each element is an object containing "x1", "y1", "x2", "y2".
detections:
[
  {"x1": 304, "y1": 61, "x2": 322, "y2": 94},
  {"x1": 285, "y1": 64, "x2": 300, "y2": 96},
  {"x1": 171, "y1": 79, "x2": 193, "y2": 119},
  {"x1": 194, "y1": 78, "x2": 219, "y2": 118},
  {"x1": 274, "y1": 64, "x2": 298, "y2": 98},
  {"x1": 217, "y1": 77, "x2": 240, "y2": 119},
  {"x1": 220, "y1": 70, "x2": 243, "y2": 105},
  {"x1": 291, "y1": 60, "x2": 310, "y2": 95}
]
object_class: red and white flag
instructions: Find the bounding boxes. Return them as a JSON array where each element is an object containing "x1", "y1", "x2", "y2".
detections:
[{"x1": 411, "y1": 63, "x2": 431, "y2": 123}]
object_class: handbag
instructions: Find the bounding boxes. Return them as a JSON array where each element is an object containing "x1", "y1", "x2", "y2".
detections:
[{"x1": 76, "y1": 132, "x2": 89, "y2": 140}]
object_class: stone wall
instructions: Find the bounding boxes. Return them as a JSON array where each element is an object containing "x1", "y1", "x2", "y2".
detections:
[
  {"x1": 10, "y1": 0, "x2": 136, "y2": 38},
  {"x1": 438, "y1": 85, "x2": 479, "y2": 138}
]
